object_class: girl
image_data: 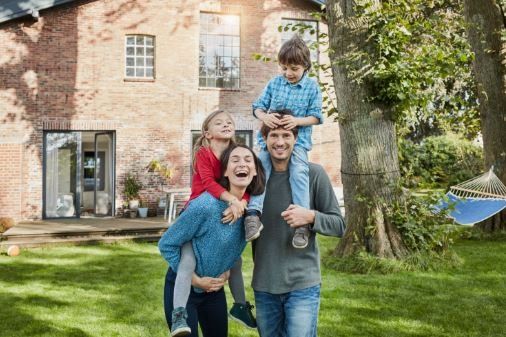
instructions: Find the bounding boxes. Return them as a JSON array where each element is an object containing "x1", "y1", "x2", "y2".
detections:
[{"x1": 162, "y1": 111, "x2": 260, "y2": 337}]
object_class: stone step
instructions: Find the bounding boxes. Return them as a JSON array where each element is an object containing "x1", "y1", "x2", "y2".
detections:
[
  {"x1": 2, "y1": 226, "x2": 166, "y2": 239},
  {"x1": 0, "y1": 232, "x2": 163, "y2": 249}
]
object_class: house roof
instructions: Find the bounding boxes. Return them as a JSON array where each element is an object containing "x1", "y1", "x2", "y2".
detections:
[{"x1": 0, "y1": 0, "x2": 326, "y2": 25}]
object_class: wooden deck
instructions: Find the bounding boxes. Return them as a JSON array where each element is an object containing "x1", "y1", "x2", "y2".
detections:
[{"x1": 0, "y1": 216, "x2": 169, "y2": 249}]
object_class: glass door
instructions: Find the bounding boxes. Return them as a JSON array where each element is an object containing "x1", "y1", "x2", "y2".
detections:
[
  {"x1": 44, "y1": 132, "x2": 81, "y2": 218},
  {"x1": 93, "y1": 133, "x2": 114, "y2": 216}
]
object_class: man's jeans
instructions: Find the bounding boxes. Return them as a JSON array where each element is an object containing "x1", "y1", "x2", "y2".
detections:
[
  {"x1": 254, "y1": 285, "x2": 320, "y2": 337},
  {"x1": 248, "y1": 145, "x2": 310, "y2": 213}
]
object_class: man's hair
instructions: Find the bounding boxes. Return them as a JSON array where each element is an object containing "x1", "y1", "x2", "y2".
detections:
[
  {"x1": 260, "y1": 109, "x2": 299, "y2": 139},
  {"x1": 219, "y1": 144, "x2": 266, "y2": 196},
  {"x1": 278, "y1": 34, "x2": 311, "y2": 70}
]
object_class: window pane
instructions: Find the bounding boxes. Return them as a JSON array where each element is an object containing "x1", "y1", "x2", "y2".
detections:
[
  {"x1": 136, "y1": 68, "x2": 145, "y2": 77},
  {"x1": 146, "y1": 47, "x2": 154, "y2": 56},
  {"x1": 126, "y1": 47, "x2": 135, "y2": 56},
  {"x1": 199, "y1": 77, "x2": 207, "y2": 86},
  {"x1": 127, "y1": 36, "x2": 135, "y2": 45},
  {"x1": 126, "y1": 67, "x2": 135, "y2": 76},
  {"x1": 136, "y1": 57, "x2": 145, "y2": 66},
  {"x1": 146, "y1": 36, "x2": 154, "y2": 46},
  {"x1": 199, "y1": 13, "x2": 240, "y2": 88},
  {"x1": 146, "y1": 68, "x2": 153, "y2": 77},
  {"x1": 136, "y1": 36, "x2": 144, "y2": 45},
  {"x1": 126, "y1": 57, "x2": 135, "y2": 66},
  {"x1": 136, "y1": 47, "x2": 144, "y2": 55},
  {"x1": 146, "y1": 58, "x2": 154, "y2": 67}
]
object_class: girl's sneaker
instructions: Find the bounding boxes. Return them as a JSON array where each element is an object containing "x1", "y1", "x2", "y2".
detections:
[
  {"x1": 171, "y1": 307, "x2": 191, "y2": 337},
  {"x1": 229, "y1": 301, "x2": 257, "y2": 329}
]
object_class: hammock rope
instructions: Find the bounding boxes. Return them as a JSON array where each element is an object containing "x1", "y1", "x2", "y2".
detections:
[
  {"x1": 449, "y1": 166, "x2": 506, "y2": 200},
  {"x1": 435, "y1": 167, "x2": 506, "y2": 225}
]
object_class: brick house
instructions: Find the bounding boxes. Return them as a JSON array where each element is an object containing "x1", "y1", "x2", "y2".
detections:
[{"x1": 0, "y1": 0, "x2": 341, "y2": 221}]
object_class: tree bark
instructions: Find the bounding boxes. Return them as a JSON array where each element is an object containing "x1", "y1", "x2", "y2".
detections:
[
  {"x1": 327, "y1": 0, "x2": 408, "y2": 258},
  {"x1": 463, "y1": 0, "x2": 506, "y2": 232}
]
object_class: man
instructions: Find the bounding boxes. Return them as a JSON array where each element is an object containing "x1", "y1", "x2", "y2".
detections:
[{"x1": 252, "y1": 110, "x2": 346, "y2": 337}]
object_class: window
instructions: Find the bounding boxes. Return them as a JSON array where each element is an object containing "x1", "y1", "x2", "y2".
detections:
[
  {"x1": 125, "y1": 35, "x2": 154, "y2": 78},
  {"x1": 199, "y1": 13, "x2": 240, "y2": 89},
  {"x1": 281, "y1": 19, "x2": 318, "y2": 63}
]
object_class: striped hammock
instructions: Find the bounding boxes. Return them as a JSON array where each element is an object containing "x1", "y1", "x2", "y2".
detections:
[{"x1": 434, "y1": 167, "x2": 506, "y2": 225}]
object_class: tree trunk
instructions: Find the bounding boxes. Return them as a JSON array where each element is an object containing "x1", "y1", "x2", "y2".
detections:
[
  {"x1": 463, "y1": 0, "x2": 506, "y2": 232},
  {"x1": 327, "y1": 0, "x2": 408, "y2": 258}
]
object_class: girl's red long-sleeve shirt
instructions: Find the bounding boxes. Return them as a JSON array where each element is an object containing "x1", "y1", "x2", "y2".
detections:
[{"x1": 188, "y1": 147, "x2": 249, "y2": 203}]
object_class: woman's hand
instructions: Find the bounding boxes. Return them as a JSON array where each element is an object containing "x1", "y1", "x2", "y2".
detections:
[{"x1": 192, "y1": 274, "x2": 226, "y2": 293}]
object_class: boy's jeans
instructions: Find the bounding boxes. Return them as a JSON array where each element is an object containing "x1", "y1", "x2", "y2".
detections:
[
  {"x1": 254, "y1": 285, "x2": 321, "y2": 337},
  {"x1": 249, "y1": 145, "x2": 309, "y2": 212}
]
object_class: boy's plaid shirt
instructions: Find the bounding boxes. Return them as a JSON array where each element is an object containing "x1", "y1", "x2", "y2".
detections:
[{"x1": 252, "y1": 73, "x2": 323, "y2": 151}]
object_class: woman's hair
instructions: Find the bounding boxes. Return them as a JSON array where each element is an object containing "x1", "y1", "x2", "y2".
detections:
[
  {"x1": 192, "y1": 109, "x2": 236, "y2": 167},
  {"x1": 278, "y1": 34, "x2": 312, "y2": 70},
  {"x1": 219, "y1": 144, "x2": 266, "y2": 196}
]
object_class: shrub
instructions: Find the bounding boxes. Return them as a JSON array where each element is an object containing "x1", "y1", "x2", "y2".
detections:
[
  {"x1": 123, "y1": 174, "x2": 142, "y2": 201},
  {"x1": 399, "y1": 134, "x2": 483, "y2": 188}
]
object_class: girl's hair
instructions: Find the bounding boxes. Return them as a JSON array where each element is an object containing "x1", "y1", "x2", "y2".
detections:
[
  {"x1": 192, "y1": 109, "x2": 236, "y2": 167},
  {"x1": 278, "y1": 34, "x2": 312, "y2": 70},
  {"x1": 219, "y1": 144, "x2": 266, "y2": 196}
]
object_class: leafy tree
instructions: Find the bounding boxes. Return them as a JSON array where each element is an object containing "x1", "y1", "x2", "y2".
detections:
[{"x1": 462, "y1": 0, "x2": 506, "y2": 232}]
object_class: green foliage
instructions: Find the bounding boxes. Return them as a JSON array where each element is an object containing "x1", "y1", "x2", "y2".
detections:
[
  {"x1": 398, "y1": 134, "x2": 484, "y2": 188},
  {"x1": 385, "y1": 192, "x2": 461, "y2": 253},
  {"x1": 123, "y1": 174, "x2": 142, "y2": 200},
  {"x1": 324, "y1": 248, "x2": 462, "y2": 274},
  {"x1": 350, "y1": 0, "x2": 480, "y2": 138}
]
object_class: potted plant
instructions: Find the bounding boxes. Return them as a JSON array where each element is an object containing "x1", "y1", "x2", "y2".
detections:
[
  {"x1": 138, "y1": 198, "x2": 148, "y2": 218},
  {"x1": 123, "y1": 174, "x2": 142, "y2": 211}
]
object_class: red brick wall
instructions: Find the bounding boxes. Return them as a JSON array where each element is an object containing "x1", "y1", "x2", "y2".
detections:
[{"x1": 0, "y1": 0, "x2": 341, "y2": 220}]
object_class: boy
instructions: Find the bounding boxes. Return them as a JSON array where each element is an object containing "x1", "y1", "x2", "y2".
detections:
[{"x1": 246, "y1": 34, "x2": 323, "y2": 248}]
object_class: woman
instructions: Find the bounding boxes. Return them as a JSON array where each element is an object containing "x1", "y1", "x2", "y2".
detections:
[{"x1": 159, "y1": 144, "x2": 265, "y2": 337}]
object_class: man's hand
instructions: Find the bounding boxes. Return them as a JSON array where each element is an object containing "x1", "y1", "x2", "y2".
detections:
[
  {"x1": 278, "y1": 115, "x2": 299, "y2": 130},
  {"x1": 260, "y1": 112, "x2": 281, "y2": 129},
  {"x1": 192, "y1": 274, "x2": 227, "y2": 293},
  {"x1": 281, "y1": 204, "x2": 315, "y2": 228}
]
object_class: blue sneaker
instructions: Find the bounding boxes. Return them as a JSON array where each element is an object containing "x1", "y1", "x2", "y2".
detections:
[
  {"x1": 229, "y1": 301, "x2": 257, "y2": 329},
  {"x1": 171, "y1": 307, "x2": 191, "y2": 337}
]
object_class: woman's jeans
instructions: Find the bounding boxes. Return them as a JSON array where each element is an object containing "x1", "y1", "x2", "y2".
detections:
[
  {"x1": 254, "y1": 284, "x2": 321, "y2": 337},
  {"x1": 164, "y1": 268, "x2": 227, "y2": 337}
]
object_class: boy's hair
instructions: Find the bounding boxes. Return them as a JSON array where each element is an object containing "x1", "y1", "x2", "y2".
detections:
[
  {"x1": 219, "y1": 144, "x2": 266, "y2": 196},
  {"x1": 260, "y1": 109, "x2": 299, "y2": 139},
  {"x1": 278, "y1": 34, "x2": 311, "y2": 70},
  {"x1": 192, "y1": 110, "x2": 236, "y2": 167}
]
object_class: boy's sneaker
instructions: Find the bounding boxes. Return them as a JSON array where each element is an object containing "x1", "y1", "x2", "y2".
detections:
[
  {"x1": 292, "y1": 226, "x2": 309, "y2": 249},
  {"x1": 244, "y1": 215, "x2": 263, "y2": 241},
  {"x1": 171, "y1": 307, "x2": 191, "y2": 337},
  {"x1": 229, "y1": 302, "x2": 257, "y2": 329}
]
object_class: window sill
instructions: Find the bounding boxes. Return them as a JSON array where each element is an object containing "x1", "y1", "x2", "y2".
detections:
[
  {"x1": 124, "y1": 78, "x2": 155, "y2": 82},
  {"x1": 198, "y1": 87, "x2": 241, "y2": 92}
]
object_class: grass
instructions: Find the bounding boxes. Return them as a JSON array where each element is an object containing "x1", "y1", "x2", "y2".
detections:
[{"x1": 0, "y1": 237, "x2": 504, "y2": 337}]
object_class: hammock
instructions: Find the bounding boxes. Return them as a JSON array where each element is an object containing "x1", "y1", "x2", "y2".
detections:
[{"x1": 434, "y1": 167, "x2": 506, "y2": 225}]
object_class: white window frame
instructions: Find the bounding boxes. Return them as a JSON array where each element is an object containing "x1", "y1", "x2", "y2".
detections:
[
  {"x1": 125, "y1": 35, "x2": 155, "y2": 79},
  {"x1": 199, "y1": 13, "x2": 241, "y2": 89}
]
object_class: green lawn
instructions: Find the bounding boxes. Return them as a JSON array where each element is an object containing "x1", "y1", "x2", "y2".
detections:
[{"x1": 0, "y1": 237, "x2": 504, "y2": 337}]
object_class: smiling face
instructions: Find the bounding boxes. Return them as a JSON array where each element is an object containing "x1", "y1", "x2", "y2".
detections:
[
  {"x1": 204, "y1": 112, "x2": 235, "y2": 141},
  {"x1": 223, "y1": 147, "x2": 257, "y2": 190},
  {"x1": 280, "y1": 63, "x2": 306, "y2": 84},
  {"x1": 264, "y1": 127, "x2": 296, "y2": 168}
]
